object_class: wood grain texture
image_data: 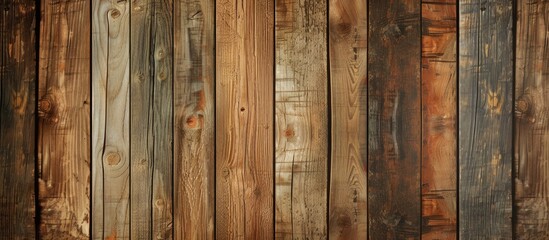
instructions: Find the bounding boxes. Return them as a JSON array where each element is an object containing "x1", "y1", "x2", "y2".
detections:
[
  {"x1": 458, "y1": 0, "x2": 513, "y2": 238},
  {"x1": 0, "y1": 0, "x2": 37, "y2": 238},
  {"x1": 92, "y1": 0, "x2": 130, "y2": 239},
  {"x1": 515, "y1": 0, "x2": 549, "y2": 238},
  {"x1": 421, "y1": 0, "x2": 457, "y2": 239},
  {"x1": 367, "y1": 0, "x2": 421, "y2": 239},
  {"x1": 216, "y1": 0, "x2": 274, "y2": 239},
  {"x1": 174, "y1": 0, "x2": 215, "y2": 239},
  {"x1": 129, "y1": 0, "x2": 173, "y2": 239},
  {"x1": 38, "y1": 0, "x2": 90, "y2": 238},
  {"x1": 328, "y1": 0, "x2": 367, "y2": 239},
  {"x1": 275, "y1": 0, "x2": 328, "y2": 239}
]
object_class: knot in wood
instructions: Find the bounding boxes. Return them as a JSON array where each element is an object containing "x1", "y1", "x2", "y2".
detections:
[
  {"x1": 516, "y1": 97, "x2": 530, "y2": 114},
  {"x1": 38, "y1": 99, "x2": 52, "y2": 114},
  {"x1": 106, "y1": 152, "x2": 121, "y2": 165},
  {"x1": 110, "y1": 9, "x2": 121, "y2": 19}
]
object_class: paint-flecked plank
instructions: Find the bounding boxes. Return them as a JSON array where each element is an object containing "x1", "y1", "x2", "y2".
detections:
[
  {"x1": 515, "y1": 0, "x2": 549, "y2": 238},
  {"x1": 367, "y1": 0, "x2": 421, "y2": 238},
  {"x1": 92, "y1": 0, "x2": 130, "y2": 239},
  {"x1": 421, "y1": 0, "x2": 457, "y2": 239},
  {"x1": 216, "y1": 0, "x2": 274, "y2": 239},
  {"x1": 174, "y1": 0, "x2": 215, "y2": 239},
  {"x1": 129, "y1": 0, "x2": 173, "y2": 239},
  {"x1": 458, "y1": 0, "x2": 513, "y2": 238},
  {"x1": 275, "y1": 0, "x2": 328, "y2": 239},
  {"x1": 38, "y1": 0, "x2": 90, "y2": 238},
  {"x1": 0, "y1": 0, "x2": 36, "y2": 238},
  {"x1": 328, "y1": 0, "x2": 367, "y2": 239}
]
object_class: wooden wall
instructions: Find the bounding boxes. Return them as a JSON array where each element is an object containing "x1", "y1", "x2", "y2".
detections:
[{"x1": 0, "y1": 0, "x2": 548, "y2": 239}]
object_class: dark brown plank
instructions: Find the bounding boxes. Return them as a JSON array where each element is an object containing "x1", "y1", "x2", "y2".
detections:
[
  {"x1": 367, "y1": 0, "x2": 422, "y2": 238},
  {"x1": 458, "y1": 0, "x2": 513, "y2": 238},
  {"x1": 0, "y1": 0, "x2": 37, "y2": 238},
  {"x1": 216, "y1": 0, "x2": 274, "y2": 238},
  {"x1": 38, "y1": 0, "x2": 90, "y2": 238},
  {"x1": 328, "y1": 0, "x2": 367, "y2": 239},
  {"x1": 421, "y1": 0, "x2": 457, "y2": 239},
  {"x1": 515, "y1": 0, "x2": 549, "y2": 238},
  {"x1": 174, "y1": 0, "x2": 215, "y2": 239},
  {"x1": 129, "y1": 0, "x2": 173, "y2": 239},
  {"x1": 275, "y1": 0, "x2": 329, "y2": 239}
]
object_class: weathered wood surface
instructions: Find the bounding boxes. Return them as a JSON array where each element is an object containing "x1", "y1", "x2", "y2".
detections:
[
  {"x1": 38, "y1": 0, "x2": 90, "y2": 238},
  {"x1": 275, "y1": 0, "x2": 328, "y2": 239},
  {"x1": 458, "y1": 0, "x2": 513, "y2": 238},
  {"x1": 515, "y1": 0, "x2": 549, "y2": 238},
  {"x1": 92, "y1": 0, "x2": 130, "y2": 239},
  {"x1": 421, "y1": 0, "x2": 457, "y2": 239},
  {"x1": 216, "y1": 0, "x2": 274, "y2": 239},
  {"x1": 328, "y1": 0, "x2": 367, "y2": 239},
  {"x1": 129, "y1": 0, "x2": 173, "y2": 239},
  {"x1": 174, "y1": 0, "x2": 215, "y2": 239},
  {"x1": 0, "y1": 0, "x2": 37, "y2": 238},
  {"x1": 367, "y1": 0, "x2": 421, "y2": 239}
]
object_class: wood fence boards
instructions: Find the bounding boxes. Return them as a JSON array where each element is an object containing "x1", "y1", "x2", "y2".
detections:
[{"x1": 458, "y1": 0, "x2": 514, "y2": 238}]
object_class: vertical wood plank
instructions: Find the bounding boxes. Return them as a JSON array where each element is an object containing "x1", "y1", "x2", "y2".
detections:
[
  {"x1": 328, "y1": 0, "x2": 367, "y2": 239},
  {"x1": 174, "y1": 0, "x2": 215, "y2": 239},
  {"x1": 275, "y1": 0, "x2": 328, "y2": 239},
  {"x1": 216, "y1": 0, "x2": 274, "y2": 239},
  {"x1": 92, "y1": 0, "x2": 131, "y2": 238},
  {"x1": 38, "y1": 0, "x2": 90, "y2": 238},
  {"x1": 515, "y1": 0, "x2": 549, "y2": 238},
  {"x1": 458, "y1": 0, "x2": 513, "y2": 238},
  {"x1": 0, "y1": 0, "x2": 37, "y2": 238},
  {"x1": 421, "y1": 0, "x2": 457, "y2": 239},
  {"x1": 129, "y1": 0, "x2": 173, "y2": 239},
  {"x1": 367, "y1": 0, "x2": 422, "y2": 238}
]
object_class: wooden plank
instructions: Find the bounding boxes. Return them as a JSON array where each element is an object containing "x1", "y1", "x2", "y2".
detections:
[
  {"x1": 174, "y1": 0, "x2": 215, "y2": 239},
  {"x1": 327, "y1": 0, "x2": 367, "y2": 239},
  {"x1": 91, "y1": 0, "x2": 130, "y2": 239},
  {"x1": 458, "y1": 0, "x2": 513, "y2": 238},
  {"x1": 37, "y1": 0, "x2": 90, "y2": 238},
  {"x1": 514, "y1": 0, "x2": 549, "y2": 238},
  {"x1": 421, "y1": 0, "x2": 457, "y2": 239},
  {"x1": 0, "y1": 0, "x2": 37, "y2": 238},
  {"x1": 216, "y1": 0, "x2": 274, "y2": 238},
  {"x1": 367, "y1": 0, "x2": 421, "y2": 238},
  {"x1": 275, "y1": 0, "x2": 328, "y2": 239},
  {"x1": 129, "y1": 0, "x2": 173, "y2": 239}
]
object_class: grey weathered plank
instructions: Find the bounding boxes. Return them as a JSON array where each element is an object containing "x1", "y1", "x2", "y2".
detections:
[
  {"x1": 0, "y1": 0, "x2": 37, "y2": 238},
  {"x1": 174, "y1": 0, "x2": 215, "y2": 239},
  {"x1": 38, "y1": 0, "x2": 91, "y2": 238},
  {"x1": 458, "y1": 0, "x2": 513, "y2": 238}
]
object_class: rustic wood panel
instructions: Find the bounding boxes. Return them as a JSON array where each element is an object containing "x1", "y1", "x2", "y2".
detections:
[
  {"x1": 174, "y1": 0, "x2": 215, "y2": 239},
  {"x1": 38, "y1": 0, "x2": 90, "y2": 238},
  {"x1": 91, "y1": 0, "x2": 131, "y2": 239},
  {"x1": 216, "y1": 0, "x2": 274, "y2": 239},
  {"x1": 421, "y1": 0, "x2": 457, "y2": 239},
  {"x1": 129, "y1": 0, "x2": 173, "y2": 239},
  {"x1": 515, "y1": 0, "x2": 549, "y2": 238},
  {"x1": 0, "y1": 0, "x2": 37, "y2": 238},
  {"x1": 328, "y1": 0, "x2": 367, "y2": 239},
  {"x1": 367, "y1": 0, "x2": 422, "y2": 239},
  {"x1": 458, "y1": 0, "x2": 513, "y2": 238}
]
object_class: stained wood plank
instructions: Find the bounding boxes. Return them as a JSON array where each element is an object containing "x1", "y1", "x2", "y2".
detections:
[
  {"x1": 92, "y1": 0, "x2": 131, "y2": 239},
  {"x1": 367, "y1": 0, "x2": 421, "y2": 238},
  {"x1": 37, "y1": 0, "x2": 90, "y2": 238},
  {"x1": 174, "y1": 0, "x2": 215, "y2": 239},
  {"x1": 458, "y1": 0, "x2": 513, "y2": 238},
  {"x1": 129, "y1": 0, "x2": 173, "y2": 239},
  {"x1": 216, "y1": 0, "x2": 274, "y2": 238},
  {"x1": 275, "y1": 0, "x2": 328, "y2": 239},
  {"x1": 328, "y1": 0, "x2": 367, "y2": 239},
  {"x1": 421, "y1": 0, "x2": 457, "y2": 239},
  {"x1": 0, "y1": 0, "x2": 37, "y2": 238},
  {"x1": 514, "y1": 0, "x2": 549, "y2": 238}
]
